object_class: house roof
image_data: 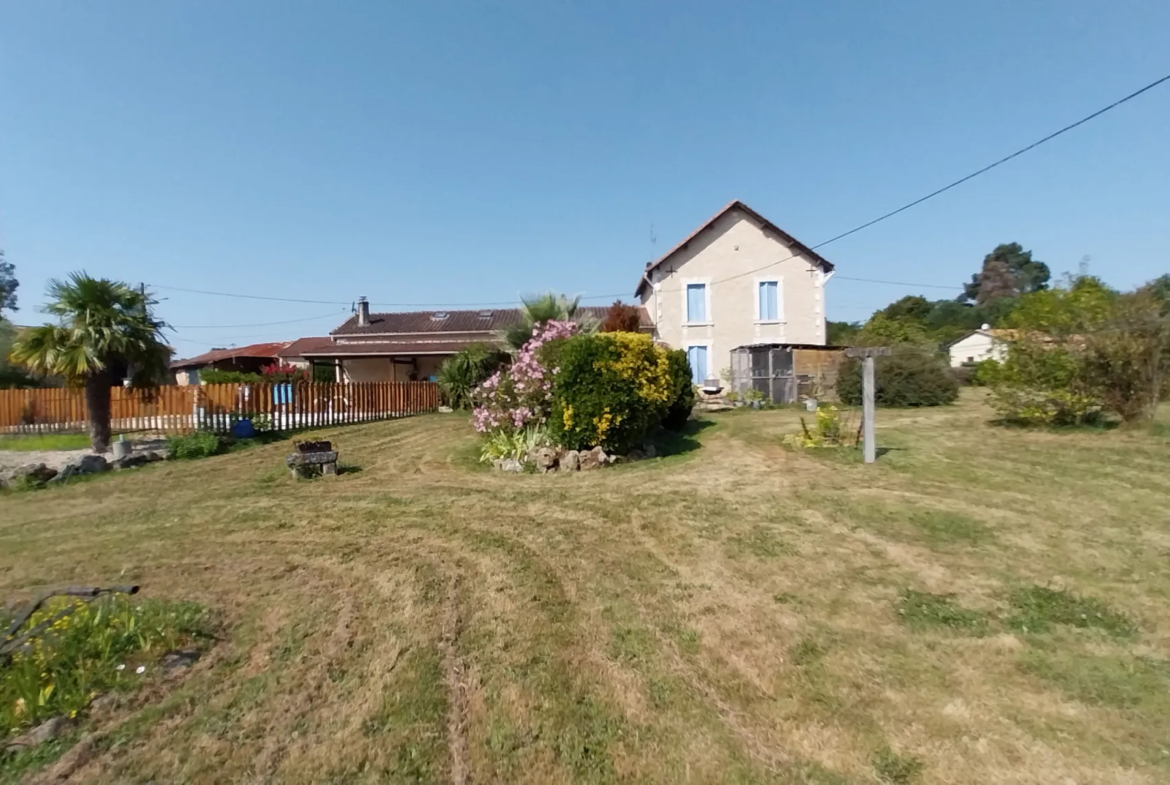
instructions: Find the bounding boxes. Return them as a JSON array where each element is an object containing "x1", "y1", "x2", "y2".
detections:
[
  {"x1": 276, "y1": 336, "x2": 335, "y2": 359},
  {"x1": 329, "y1": 305, "x2": 650, "y2": 338},
  {"x1": 299, "y1": 340, "x2": 480, "y2": 357},
  {"x1": 635, "y1": 200, "x2": 835, "y2": 297},
  {"x1": 170, "y1": 342, "x2": 289, "y2": 369}
]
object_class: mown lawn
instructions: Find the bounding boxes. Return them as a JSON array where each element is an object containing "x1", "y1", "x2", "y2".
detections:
[
  {"x1": 2, "y1": 393, "x2": 1169, "y2": 783},
  {"x1": 0, "y1": 433, "x2": 91, "y2": 451}
]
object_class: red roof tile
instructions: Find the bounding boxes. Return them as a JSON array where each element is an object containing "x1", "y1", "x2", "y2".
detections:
[
  {"x1": 170, "y1": 342, "x2": 289, "y2": 369},
  {"x1": 276, "y1": 336, "x2": 335, "y2": 359}
]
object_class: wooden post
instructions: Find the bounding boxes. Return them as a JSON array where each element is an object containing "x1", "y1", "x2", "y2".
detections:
[
  {"x1": 844, "y1": 347, "x2": 891, "y2": 464},
  {"x1": 862, "y1": 356, "x2": 875, "y2": 464}
]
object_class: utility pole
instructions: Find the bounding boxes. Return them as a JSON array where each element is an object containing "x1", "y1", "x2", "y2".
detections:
[{"x1": 845, "y1": 347, "x2": 891, "y2": 463}]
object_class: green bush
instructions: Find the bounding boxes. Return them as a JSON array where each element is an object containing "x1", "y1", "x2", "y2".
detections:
[
  {"x1": 838, "y1": 350, "x2": 959, "y2": 407},
  {"x1": 988, "y1": 341, "x2": 1102, "y2": 426},
  {"x1": 437, "y1": 344, "x2": 509, "y2": 410},
  {"x1": 166, "y1": 430, "x2": 226, "y2": 460},
  {"x1": 662, "y1": 349, "x2": 695, "y2": 431},
  {"x1": 549, "y1": 332, "x2": 681, "y2": 454},
  {"x1": 949, "y1": 365, "x2": 976, "y2": 386}
]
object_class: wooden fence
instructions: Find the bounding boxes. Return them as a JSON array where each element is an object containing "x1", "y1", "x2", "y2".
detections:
[{"x1": 0, "y1": 381, "x2": 440, "y2": 435}]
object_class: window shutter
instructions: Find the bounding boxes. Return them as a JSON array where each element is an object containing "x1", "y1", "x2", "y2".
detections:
[{"x1": 686, "y1": 284, "x2": 706, "y2": 323}]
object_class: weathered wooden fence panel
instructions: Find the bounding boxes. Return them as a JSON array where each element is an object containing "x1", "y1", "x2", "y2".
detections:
[{"x1": 0, "y1": 381, "x2": 439, "y2": 434}]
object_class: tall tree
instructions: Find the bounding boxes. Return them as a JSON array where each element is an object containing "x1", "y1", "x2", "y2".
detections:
[
  {"x1": 0, "y1": 250, "x2": 17, "y2": 314},
  {"x1": 975, "y1": 256, "x2": 1017, "y2": 306},
  {"x1": 962, "y1": 243, "x2": 1050, "y2": 304},
  {"x1": 10, "y1": 274, "x2": 172, "y2": 451}
]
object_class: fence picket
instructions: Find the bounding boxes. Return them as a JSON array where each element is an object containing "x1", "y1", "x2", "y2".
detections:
[{"x1": 0, "y1": 380, "x2": 437, "y2": 435}]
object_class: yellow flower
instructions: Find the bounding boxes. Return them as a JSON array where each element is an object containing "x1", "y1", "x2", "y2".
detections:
[{"x1": 562, "y1": 404, "x2": 574, "y2": 429}]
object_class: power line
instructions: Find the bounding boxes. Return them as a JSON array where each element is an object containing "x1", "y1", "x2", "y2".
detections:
[
  {"x1": 150, "y1": 284, "x2": 348, "y2": 306},
  {"x1": 834, "y1": 276, "x2": 960, "y2": 291},
  {"x1": 661, "y1": 71, "x2": 1170, "y2": 293},
  {"x1": 149, "y1": 283, "x2": 630, "y2": 308},
  {"x1": 170, "y1": 311, "x2": 346, "y2": 329},
  {"x1": 815, "y1": 72, "x2": 1170, "y2": 249}
]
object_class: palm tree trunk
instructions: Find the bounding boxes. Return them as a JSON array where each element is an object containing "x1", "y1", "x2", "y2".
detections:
[{"x1": 85, "y1": 372, "x2": 113, "y2": 452}]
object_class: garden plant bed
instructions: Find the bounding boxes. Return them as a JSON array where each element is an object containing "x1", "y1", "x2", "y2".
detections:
[{"x1": 2, "y1": 394, "x2": 1170, "y2": 783}]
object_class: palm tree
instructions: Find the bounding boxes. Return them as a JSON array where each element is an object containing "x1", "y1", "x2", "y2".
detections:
[
  {"x1": 501, "y1": 292, "x2": 597, "y2": 351},
  {"x1": 10, "y1": 274, "x2": 172, "y2": 452}
]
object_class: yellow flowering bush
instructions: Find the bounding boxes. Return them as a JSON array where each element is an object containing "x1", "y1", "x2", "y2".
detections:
[
  {"x1": 549, "y1": 332, "x2": 690, "y2": 453},
  {"x1": 1, "y1": 595, "x2": 212, "y2": 741}
]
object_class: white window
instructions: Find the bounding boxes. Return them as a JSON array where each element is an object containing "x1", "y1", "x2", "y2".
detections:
[
  {"x1": 756, "y1": 279, "x2": 782, "y2": 322},
  {"x1": 685, "y1": 282, "x2": 708, "y2": 324}
]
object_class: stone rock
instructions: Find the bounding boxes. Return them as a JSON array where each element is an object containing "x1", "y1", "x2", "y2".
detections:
[
  {"x1": 438, "y1": 405, "x2": 454, "y2": 413},
  {"x1": 4, "y1": 463, "x2": 59, "y2": 485},
  {"x1": 112, "y1": 453, "x2": 150, "y2": 471},
  {"x1": 560, "y1": 450, "x2": 580, "y2": 472},
  {"x1": 643, "y1": 443, "x2": 657, "y2": 459},
  {"x1": 580, "y1": 446, "x2": 607, "y2": 470},
  {"x1": 49, "y1": 454, "x2": 109, "y2": 484},
  {"x1": 5, "y1": 716, "x2": 73, "y2": 750},
  {"x1": 626, "y1": 449, "x2": 645, "y2": 462},
  {"x1": 499, "y1": 458, "x2": 524, "y2": 473},
  {"x1": 160, "y1": 647, "x2": 202, "y2": 670},
  {"x1": 141, "y1": 449, "x2": 167, "y2": 463},
  {"x1": 532, "y1": 447, "x2": 558, "y2": 473}
]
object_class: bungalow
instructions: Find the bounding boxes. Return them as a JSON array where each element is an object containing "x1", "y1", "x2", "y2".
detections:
[
  {"x1": 169, "y1": 342, "x2": 289, "y2": 385},
  {"x1": 947, "y1": 327, "x2": 1014, "y2": 367},
  {"x1": 299, "y1": 300, "x2": 652, "y2": 383}
]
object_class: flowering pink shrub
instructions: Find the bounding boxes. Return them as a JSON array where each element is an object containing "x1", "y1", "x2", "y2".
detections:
[{"x1": 472, "y1": 320, "x2": 577, "y2": 434}]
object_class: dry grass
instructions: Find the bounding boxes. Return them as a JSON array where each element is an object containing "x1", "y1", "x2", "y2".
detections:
[{"x1": 2, "y1": 392, "x2": 1170, "y2": 783}]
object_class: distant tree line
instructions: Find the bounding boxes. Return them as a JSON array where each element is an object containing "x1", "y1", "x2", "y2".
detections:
[{"x1": 827, "y1": 242, "x2": 1051, "y2": 347}]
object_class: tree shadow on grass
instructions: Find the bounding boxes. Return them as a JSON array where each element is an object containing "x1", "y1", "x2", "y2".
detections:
[{"x1": 655, "y1": 419, "x2": 717, "y2": 458}]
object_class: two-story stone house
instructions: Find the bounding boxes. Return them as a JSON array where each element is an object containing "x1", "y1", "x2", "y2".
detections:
[{"x1": 636, "y1": 200, "x2": 836, "y2": 384}]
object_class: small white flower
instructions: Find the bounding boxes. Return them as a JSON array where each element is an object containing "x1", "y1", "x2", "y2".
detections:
[
  {"x1": 116, "y1": 664, "x2": 125, "y2": 671},
  {"x1": 135, "y1": 665, "x2": 146, "y2": 675}
]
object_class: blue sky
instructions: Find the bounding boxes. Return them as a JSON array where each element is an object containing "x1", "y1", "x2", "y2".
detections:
[{"x1": 2, "y1": 1, "x2": 1168, "y2": 358}]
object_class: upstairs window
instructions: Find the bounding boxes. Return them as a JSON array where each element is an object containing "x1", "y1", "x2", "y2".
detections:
[
  {"x1": 686, "y1": 283, "x2": 707, "y2": 323},
  {"x1": 758, "y1": 280, "x2": 779, "y2": 321}
]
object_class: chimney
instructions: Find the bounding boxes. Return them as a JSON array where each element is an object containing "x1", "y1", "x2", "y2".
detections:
[{"x1": 357, "y1": 296, "x2": 370, "y2": 327}]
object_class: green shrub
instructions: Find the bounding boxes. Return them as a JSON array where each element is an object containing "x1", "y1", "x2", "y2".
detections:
[
  {"x1": 662, "y1": 349, "x2": 695, "y2": 431},
  {"x1": 479, "y1": 425, "x2": 548, "y2": 465},
  {"x1": 549, "y1": 332, "x2": 681, "y2": 454},
  {"x1": 200, "y1": 368, "x2": 263, "y2": 384},
  {"x1": 949, "y1": 365, "x2": 975, "y2": 386},
  {"x1": 166, "y1": 430, "x2": 226, "y2": 460},
  {"x1": 988, "y1": 341, "x2": 1102, "y2": 425},
  {"x1": 838, "y1": 350, "x2": 959, "y2": 407},
  {"x1": 438, "y1": 344, "x2": 508, "y2": 410}
]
